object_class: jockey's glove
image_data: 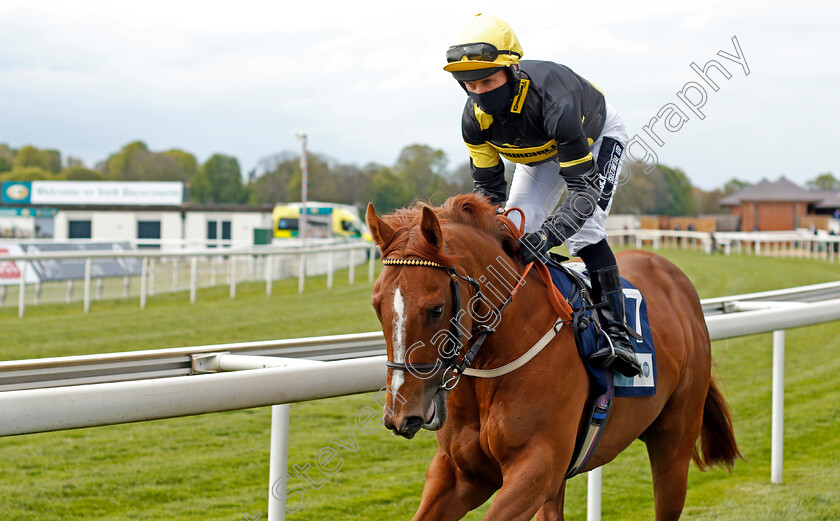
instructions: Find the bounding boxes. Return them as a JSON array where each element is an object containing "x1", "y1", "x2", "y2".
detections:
[{"x1": 518, "y1": 228, "x2": 555, "y2": 265}]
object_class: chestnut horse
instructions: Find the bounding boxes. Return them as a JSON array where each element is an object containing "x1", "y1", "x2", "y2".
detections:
[{"x1": 367, "y1": 193, "x2": 740, "y2": 521}]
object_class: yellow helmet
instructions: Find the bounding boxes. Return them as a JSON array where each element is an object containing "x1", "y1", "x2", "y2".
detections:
[{"x1": 443, "y1": 14, "x2": 523, "y2": 79}]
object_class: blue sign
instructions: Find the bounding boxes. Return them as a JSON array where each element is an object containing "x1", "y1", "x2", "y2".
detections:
[
  {"x1": 1, "y1": 182, "x2": 32, "y2": 204},
  {"x1": 0, "y1": 207, "x2": 57, "y2": 217}
]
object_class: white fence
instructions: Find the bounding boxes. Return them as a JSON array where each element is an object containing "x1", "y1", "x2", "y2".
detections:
[
  {"x1": 1, "y1": 229, "x2": 836, "y2": 317},
  {"x1": 0, "y1": 241, "x2": 377, "y2": 317},
  {"x1": 611, "y1": 228, "x2": 840, "y2": 261},
  {"x1": 0, "y1": 285, "x2": 838, "y2": 519}
]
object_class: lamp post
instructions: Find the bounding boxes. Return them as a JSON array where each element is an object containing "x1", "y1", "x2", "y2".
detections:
[{"x1": 296, "y1": 133, "x2": 308, "y2": 245}]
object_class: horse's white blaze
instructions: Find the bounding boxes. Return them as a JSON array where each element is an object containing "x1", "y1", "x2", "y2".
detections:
[{"x1": 391, "y1": 287, "x2": 406, "y2": 394}]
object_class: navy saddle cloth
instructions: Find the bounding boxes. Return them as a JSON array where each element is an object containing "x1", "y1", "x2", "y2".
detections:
[{"x1": 546, "y1": 262, "x2": 657, "y2": 398}]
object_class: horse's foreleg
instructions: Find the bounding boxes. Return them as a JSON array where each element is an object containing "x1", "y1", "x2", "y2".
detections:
[
  {"x1": 480, "y1": 448, "x2": 565, "y2": 521},
  {"x1": 535, "y1": 480, "x2": 567, "y2": 521},
  {"x1": 412, "y1": 451, "x2": 495, "y2": 521}
]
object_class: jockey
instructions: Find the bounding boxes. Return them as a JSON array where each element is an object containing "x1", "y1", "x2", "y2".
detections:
[{"x1": 444, "y1": 13, "x2": 641, "y2": 378}]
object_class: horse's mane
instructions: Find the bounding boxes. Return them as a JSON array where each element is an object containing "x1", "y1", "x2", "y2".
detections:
[{"x1": 380, "y1": 193, "x2": 518, "y2": 264}]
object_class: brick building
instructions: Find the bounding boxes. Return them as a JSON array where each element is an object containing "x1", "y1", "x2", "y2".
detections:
[{"x1": 719, "y1": 177, "x2": 838, "y2": 231}]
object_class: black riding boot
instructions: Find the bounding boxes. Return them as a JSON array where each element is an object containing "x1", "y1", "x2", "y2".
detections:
[{"x1": 587, "y1": 265, "x2": 642, "y2": 378}]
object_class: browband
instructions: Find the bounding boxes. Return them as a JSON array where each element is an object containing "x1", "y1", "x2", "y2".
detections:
[{"x1": 382, "y1": 258, "x2": 451, "y2": 270}]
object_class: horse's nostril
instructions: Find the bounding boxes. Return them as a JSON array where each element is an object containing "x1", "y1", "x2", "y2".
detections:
[{"x1": 400, "y1": 416, "x2": 424, "y2": 438}]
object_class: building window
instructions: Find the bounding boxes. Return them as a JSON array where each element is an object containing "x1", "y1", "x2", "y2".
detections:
[
  {"x1": 207, "y1": 221, "x2": 217, "y2": 240},
  {"x1": 207, "y1": 220, "x2": 217, "y2": 248},
  {"x1": 68, "y1": 220, "x2": 92, "y2": 239},
  {"x1": 137, "y1": 220, "x2": 161, "y2": 249},
  {"x1": 207, "y1": 220, "x2": 231, "y2": 248}
]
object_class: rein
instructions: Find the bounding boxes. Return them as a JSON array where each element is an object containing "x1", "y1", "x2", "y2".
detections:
[{"x1": 381, "y1": 209, "x2": 573, "y2": 389}]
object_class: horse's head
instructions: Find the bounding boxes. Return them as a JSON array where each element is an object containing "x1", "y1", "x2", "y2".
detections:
[{"x1": 367, "y1": 195, "x2": 519, "y2": 439}]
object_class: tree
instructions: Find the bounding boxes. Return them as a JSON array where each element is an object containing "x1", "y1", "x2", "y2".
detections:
[
  {"x1": 246, "y1": 152, "x2": 298, "y2": 205},
  {"x1": 192, "y1": 154, "x2": 246, "y2": 203},
  {"x1": 331, "y1": 162, "x2": 370, "y2": 207},
  {"x1": 692, "y1": 178, "x2": 750, "y2": 215},
  {"x1": 0, "y1": 167, "x2": 54, "y2": 181},
  {"x1": 612, "y1": 163, "x2": 672, "y2": 214},
  {"x1": 0, "y1": 144, "x2": 13, "y2": 173},
  {"x1": 448, "y1": 160, "x2": 475, "y2": 195},
  {"x1": 102, "y1": 141, "x2": 150, "y2": 179},
  {"x1": 393, "y1": 144, "x2": 450, "y2": 201},
  {"x1": 722, "y1": 178, "x2": 750, "y2": 196},
  {"x1": 370, "y1": 166, "x2": 412, "y2": 213},
  {"x1": 12, "y1": 145, "x2": 61, "y2": 174},
  {"x1": 100, "y1": 142, "x2": 196, "y2": 182},
  {"x1": 806, "y1": 172, "x2": 840, "y2": 192},
  {"x1": 59, "y1": 167, "x2": 105, "y2": 181},
  {"x1": 162, "y1": 149, "x2": 199, "y2": 183},
  {"x1": 659, "y1": 165, "x2": 696, "y2": 216},
  {"x1": 285, "y1": 152, "x2": 343, "y2": 203},
  {"x1": 695, "y1": 187, "x2": 724, "y2": 214},
  {"x1": 65, "y1": 156, "x2": 86, "y2": 169}
]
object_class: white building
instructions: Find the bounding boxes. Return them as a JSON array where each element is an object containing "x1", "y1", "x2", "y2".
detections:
[
  {"x1": 1, "y1": 181, "x2": 273, "y2": 249},
  {"x1": 52, "y1": 204, "x2": 274, "y2": 249}
]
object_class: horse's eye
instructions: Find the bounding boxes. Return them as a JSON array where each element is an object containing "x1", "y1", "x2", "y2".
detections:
[{"x1": 429, "y1": 306, "x2": 444, "y2": 321}]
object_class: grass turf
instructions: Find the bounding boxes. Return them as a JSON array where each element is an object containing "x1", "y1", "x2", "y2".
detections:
[{"x1": 0, "y1": 249, "x2": 837, "y2": 520}]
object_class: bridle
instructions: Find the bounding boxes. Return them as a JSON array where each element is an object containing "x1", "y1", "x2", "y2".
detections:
[
  {"x1": 380, "y1": 210, "x2": 574, "y2": 391},
  {"x1": 381, "y1": 256, "x2": 526, "y2": 390}
]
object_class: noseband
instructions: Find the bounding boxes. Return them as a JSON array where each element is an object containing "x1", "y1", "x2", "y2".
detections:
[{"x1": 381, "y1": 256, "x2": 522, "y2": 390}]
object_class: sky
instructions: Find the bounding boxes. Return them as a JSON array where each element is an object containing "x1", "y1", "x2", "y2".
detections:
[{"x1": 1, "y1": 0, "x2": 838, "y2": 191}]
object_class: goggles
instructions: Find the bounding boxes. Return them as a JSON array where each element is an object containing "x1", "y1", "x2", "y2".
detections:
[{"x1": 446, "y1": 42, "x2": 521, "y2": 63}]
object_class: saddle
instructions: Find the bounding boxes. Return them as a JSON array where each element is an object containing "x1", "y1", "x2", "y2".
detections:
[
  {"x1": 543, "y1": 255, "x2": 657, "y2": 478},
  {"x1": 495, "y1": 211, "x2": 655, "y2": 477}
]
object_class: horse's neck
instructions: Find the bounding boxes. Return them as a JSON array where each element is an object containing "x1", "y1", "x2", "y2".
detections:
[{"x1": 465, "y1": 253, "x2": 564, "y2": 370}]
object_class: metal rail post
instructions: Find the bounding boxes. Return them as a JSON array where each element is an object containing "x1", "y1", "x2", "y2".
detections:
[
  {"x1": 83, "y1": 258, "x2": 92, "y2": 313},
  {"x1": 18, "y1": 261, "x2": 26, "y2": 318},
  {"x1": 190, "y1": 256, "x2": 198, "y2": 305},
  {"x1": 266, "y1": 255, "x2": 274, "y2": 297},
  {"x1": 140, "y1": 257, "x2": 148, "y2": 309},
  {"x1": 268, "y1": 404, "x2": 290, "y2": 521},
  {"x1": 298, "y1": 254, "x2": 305, "y2": 294},
  {"x1": 327, "y1": 251, "x2": 334, "y2": 290},
  {"x1": 771, "y1": 330, "x2": 785, "y2": 484},
  {"x1": 230, "y1": 255, "x2": 237, "y2": 299},
  {"x1": 172, "y1": 258, "x2": 179, "y2": 292},
  {"x1": 587, "y1": 468, "x2": 602, "y2": 521}
]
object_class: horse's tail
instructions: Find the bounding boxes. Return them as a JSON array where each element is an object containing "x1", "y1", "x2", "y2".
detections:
[{"x1": 692, "y1": 375, "x2": 743, "y2": 471}]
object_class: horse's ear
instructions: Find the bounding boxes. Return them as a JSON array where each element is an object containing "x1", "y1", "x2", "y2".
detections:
[
  {"x1": 420, "y1": 206, "x2": 443, "y2": 249},
  {"x1": 366, "y1": 202, "x2": 394, "y2": 247}
]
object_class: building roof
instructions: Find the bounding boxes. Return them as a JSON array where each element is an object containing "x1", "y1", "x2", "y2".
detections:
[
  {"x1": 812, "y1": 190, "x2": 840, "y2": 210},
  {"x1": 719, "y1": 176, "x2": 824, "y2": 206}
]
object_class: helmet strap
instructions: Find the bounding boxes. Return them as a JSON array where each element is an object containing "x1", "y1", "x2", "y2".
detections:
[{"x1": 506, "y1": 64, "x2": 521, "y2": 83}]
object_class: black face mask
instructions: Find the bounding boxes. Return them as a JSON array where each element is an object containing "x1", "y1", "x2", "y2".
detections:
[{"x1": 467, "y1": 80, "x2": 513, "y2": 115}]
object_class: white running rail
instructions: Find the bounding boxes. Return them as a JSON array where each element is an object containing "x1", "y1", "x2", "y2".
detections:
[{"x1": 0, "y1": 292, "x2": 838, "y2": 520}]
